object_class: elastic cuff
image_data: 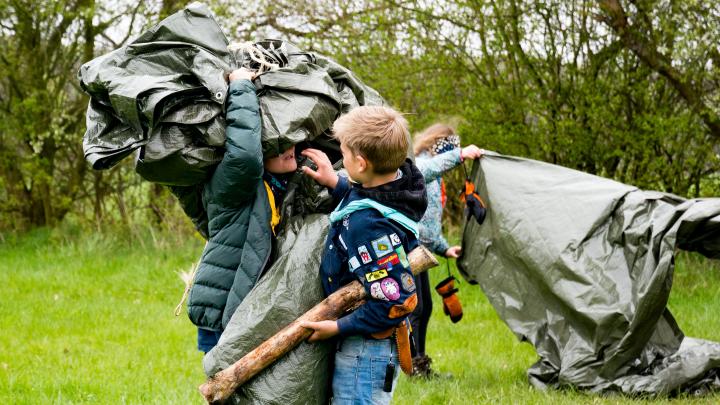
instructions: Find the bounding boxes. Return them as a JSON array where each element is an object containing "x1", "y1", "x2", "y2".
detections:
[
  {"x1": 337, "y1": 316, "x2": 357, "y2": 337},
  {"x1": 229, "y1": 79, "x2": 255, "y2": 93},
  {"x1": 331, "y1": 176, "x2": 350, "y2": 200}
]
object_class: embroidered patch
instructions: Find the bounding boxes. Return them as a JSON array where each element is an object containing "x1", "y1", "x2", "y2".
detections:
[
  {"x1": 338, "y1": 234, "x2": 347, "y2": 250},
  {"x1": 371, "y1": 235, "x2": 393, "y2": 258},
  {"x1": 401, "y1": 273, "x2": 416, "y2": 292},
  {"x1": 380, "y1": 278, "x2": 401, "y2": 300},
  {"x1": 370, "y1": 282, "x2": 389, "y2": 301},
  {"x1": 342, "y1": 215, "x2": 350, "y2": 229},
  {"x1": 377, "y1": 253, "x2": 400, "y2": 269},
  {"x1": 348, "y1": 256, "x2": 360, "y2": 271},
  {"x1": 395, "y1": 246, "x2": 409, "y2": 268},
  {"x1": 365, "y1": 268, "x2": 388, "y2": 283},
  {"x1": 358, "y1": 245, "x2": 372, "y2": 264},
  {"x1": 390, "y1": 233, "x2": 402, "y2": 246}
]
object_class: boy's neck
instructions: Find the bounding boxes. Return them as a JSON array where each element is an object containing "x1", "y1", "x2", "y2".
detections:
[{"x1": 360, "y1": 170, "x2": 399, "y2": 188}]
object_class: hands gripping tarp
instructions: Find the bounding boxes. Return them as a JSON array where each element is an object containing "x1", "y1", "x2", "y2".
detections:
[{"x1": 458, "y1": 151, "x2": 720, "y2": 395}]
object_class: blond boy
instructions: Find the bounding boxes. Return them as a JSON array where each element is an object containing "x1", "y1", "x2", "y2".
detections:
[{"x1": 300, "y1": 106, "x2": 427, "y2": 404}]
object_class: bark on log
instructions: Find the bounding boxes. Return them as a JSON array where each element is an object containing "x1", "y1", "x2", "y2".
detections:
[{"x1": 199, "y1": 245, "x2": 438, "y2": 404}]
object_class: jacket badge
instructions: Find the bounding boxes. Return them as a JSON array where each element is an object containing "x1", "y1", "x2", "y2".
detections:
[
  {"x1": 377, "y1": 253, "x2": 400, "y2": 269},
  {"x1": 371, "y1": 235, "x2": 393, "y2": 257},
  {"x1": 401, "y1": 273, "x2": 416, "y2": 292},
  {"x1": 348, "y1": 256, "x2": 361, "y2": 271},
  {"x1": 366, "y1": 268, "x2": 388, "y2": 282},
  {"x1": 390, "y1": 233, "x2": 402, "y2": 246},
  {"x1": 380, "y1": 278, "x2": 401, "y2": 300},
  {"x1": 358, "y1": 245, "x2": 372, "y2": 264},
  {"x1": 370, "y1": 281, "x2": 390, "y2": 301},
  {"x1": 395, "y1": 246, "x2": 410, "y2": 268}
]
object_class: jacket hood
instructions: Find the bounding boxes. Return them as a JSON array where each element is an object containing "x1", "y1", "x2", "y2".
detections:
[{"x1": 352, "y1": 159, "x2": 428, "y2": 222}]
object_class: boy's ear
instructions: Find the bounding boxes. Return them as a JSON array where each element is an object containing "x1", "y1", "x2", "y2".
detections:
[{"x1": 356, "y1": 155, "x2": 369, "y2": 173}]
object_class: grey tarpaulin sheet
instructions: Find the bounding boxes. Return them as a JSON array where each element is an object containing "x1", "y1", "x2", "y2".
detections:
[
  {"x1": 203, "y1": 214, "x2": 333, "y2": 404},
  {"x1": 457, "y1": 151, "x2": 720, "y2": 395},
  {"x1": 79, "y1": 3, "x2": 384, "y2": 237},
  {"x1": 79, "y1": 3, "x2": 384, "y2": 185}
]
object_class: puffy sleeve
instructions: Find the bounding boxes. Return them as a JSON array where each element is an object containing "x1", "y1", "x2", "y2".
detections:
[{"x1": 206, "y1": 79, "x2": 263, "y2": 206}]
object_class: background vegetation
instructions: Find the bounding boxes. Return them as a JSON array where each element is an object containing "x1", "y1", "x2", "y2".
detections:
[{"x1": 2, "y1": 0, "x2": 720, "y2": 233}]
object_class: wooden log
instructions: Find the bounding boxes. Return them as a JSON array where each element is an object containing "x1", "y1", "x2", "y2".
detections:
[{"x1": 199, "y1": 245, "x2": 438, "y2": 404}]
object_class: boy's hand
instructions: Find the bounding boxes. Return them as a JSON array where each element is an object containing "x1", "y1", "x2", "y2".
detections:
[
  {"x1": 301, "y1": 148, "x2": 339, "y2": 189},
  {"x1": 300, "y1": 320, "x2": 339, "y2": 342},
  {"x1": 461, "y1": 145, "x2": 484, "y2": 160},
  {"x1": 229, "y1": 67, "x2": 255, "y2": 82}
]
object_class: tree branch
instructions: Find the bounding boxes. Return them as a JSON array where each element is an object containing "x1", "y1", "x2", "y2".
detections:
[{"x1": 598, "y1": 0, "x2": 720, "y2": 138}]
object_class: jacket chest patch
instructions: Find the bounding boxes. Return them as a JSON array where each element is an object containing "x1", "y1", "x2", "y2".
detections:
[
  {"x1": 370, "y1": 282, "x2": 390, "y2": 301},
  {"x1": 371, "y1": 235, "x2": 393, "y2": 257},
  {"x1": 395, "y1": 246, "x2": 410, "y2": 268},
  {"x1": 365, "y1": 268, "x2": 388, "y2": 282},
  {"x1": 348, "y1": 256, "x2": 361, "y2": 271},
  {"x1": 380, "y1": 278, "x2": 401, "y2": 300},
  {"x1": 390, "y1": 233, "x2": 402, "y2": 246},
  {"x1": 401, "y1": 273, "x2": 416, "y2": 292},
  {"x1": 358, "y1": 245, "x2": 372, "y2": 264},
  {"x1": 377, "y1": 253, "x2": 399, "y2": 269}
]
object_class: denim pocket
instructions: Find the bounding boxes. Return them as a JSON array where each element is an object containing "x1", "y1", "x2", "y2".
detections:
[
  {"x1": 333, "y1": 352, "x2": 359, "y2": 401},
  {"x1": 370, "y1": 358, "x2": 391, "y2": 390}
]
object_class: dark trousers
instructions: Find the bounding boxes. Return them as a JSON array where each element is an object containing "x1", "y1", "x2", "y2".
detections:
[
  {"x1": 198, "y1": 328, "x2": 222, "y2": 353},
  {"x1": 409, "y1": 270, "x2": 432, "y2": 356}
]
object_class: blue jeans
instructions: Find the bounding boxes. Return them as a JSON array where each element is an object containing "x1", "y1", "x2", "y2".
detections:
[
  {"x1": 332, "y1": 336, "x2": 400, "y2": 405},
  {"x1": 197, "y1": 328, "x2": 222, "y2": 353}
]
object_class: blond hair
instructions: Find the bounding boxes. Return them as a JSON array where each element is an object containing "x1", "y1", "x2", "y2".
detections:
[
  {"x1": 333, "y1": 106, "x2": 409, "y2": 174},
  {"x1": 413, "y1": 123, "x2": 456, "y2": 155}
]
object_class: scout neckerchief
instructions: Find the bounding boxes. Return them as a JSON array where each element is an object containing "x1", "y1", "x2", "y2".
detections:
[{"x1": 263, "y1": 171, "x2": 290, "y2": 235}]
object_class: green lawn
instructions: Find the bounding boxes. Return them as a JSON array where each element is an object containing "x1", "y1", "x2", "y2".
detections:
[{"x1": 1, "y1": 228, "x2": 719, "y2": 404}]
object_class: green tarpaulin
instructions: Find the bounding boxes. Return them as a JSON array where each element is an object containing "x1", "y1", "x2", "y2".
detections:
[
  {"x1": 78, "y1": 3, "x2": 383, "y2": 237},
  {"x1": 458, "y1": 152, "x2": 720, "y2": 395}
]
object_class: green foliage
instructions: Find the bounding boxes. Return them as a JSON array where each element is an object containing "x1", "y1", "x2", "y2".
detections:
[{"x1": 3, "y1": 0, "x2": 720, "y2": 231}]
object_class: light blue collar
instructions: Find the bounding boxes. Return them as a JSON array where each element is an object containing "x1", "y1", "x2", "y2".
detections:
[{"x1": 329, "y1": 198, "x2": 419, "y2": 238}]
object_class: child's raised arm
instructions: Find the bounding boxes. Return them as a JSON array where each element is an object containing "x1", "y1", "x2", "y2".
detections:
[{"x1": 301, "y1": 148, "x2": 339, "y2": 189}]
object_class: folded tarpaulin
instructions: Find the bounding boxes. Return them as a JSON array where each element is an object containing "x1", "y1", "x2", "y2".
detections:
[
  {"x1": 457, "y1": 151, "x2": 720, "y2": 395},
  {"x1": 79, "y1": 4, "x2": 384, "y2": 187},
  {"x1": 79, "y1": 4, "x2": 384, "y2": 237},
  {"x1": 79, "y1": 3, "x2": 231, "y2": 186}
]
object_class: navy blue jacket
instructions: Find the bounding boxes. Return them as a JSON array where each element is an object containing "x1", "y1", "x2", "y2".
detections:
[{"x1": 320, "y1": 160, "x2": 428, "y2": 337}]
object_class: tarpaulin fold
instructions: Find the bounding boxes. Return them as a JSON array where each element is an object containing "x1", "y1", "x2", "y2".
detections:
[
  {"x1": 79, "y1": 3, "x2": 383, "y2": 239},
  {"x1": 458, "y1": 151, "x2": 720, "y2": 395}
]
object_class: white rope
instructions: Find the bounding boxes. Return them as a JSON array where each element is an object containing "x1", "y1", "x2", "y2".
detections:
[{"x1": 228, "y1": 41, "x2": 279, "y2": 74}]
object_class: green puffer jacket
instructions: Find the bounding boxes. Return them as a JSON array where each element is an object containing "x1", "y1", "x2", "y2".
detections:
[{"x1": 187, "y1": 79, "x2": 273, "y2": 331}]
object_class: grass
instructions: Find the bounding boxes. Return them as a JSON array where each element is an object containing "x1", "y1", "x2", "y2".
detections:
[{"x1": 1, "y1": 228, "x2": 719, "y2": 404}]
